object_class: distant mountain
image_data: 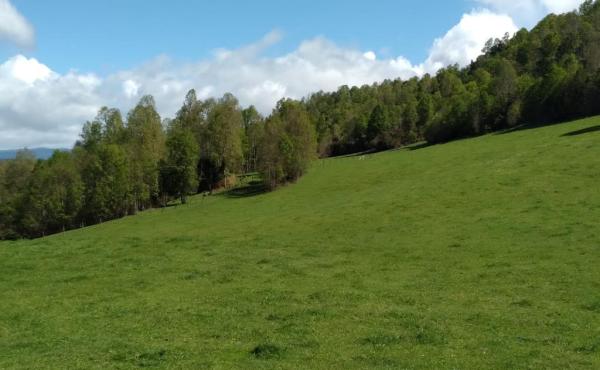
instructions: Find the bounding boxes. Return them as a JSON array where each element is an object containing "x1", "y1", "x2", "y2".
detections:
[{"x1": 0, "y1": 148, "x2": 69, "y2": 160}]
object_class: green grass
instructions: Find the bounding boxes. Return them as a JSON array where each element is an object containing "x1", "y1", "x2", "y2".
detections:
[{"x1": 1, "y1": 118, "x2": 600, "y2": 369}]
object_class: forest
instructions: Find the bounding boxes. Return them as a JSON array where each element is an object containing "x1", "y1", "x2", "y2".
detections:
[{"x1": 1, "y1": 0, "x2": 600, "y2": 240}]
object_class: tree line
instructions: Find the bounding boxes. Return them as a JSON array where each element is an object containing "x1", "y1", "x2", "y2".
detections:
[
  {"x1": 2, "y1": 0, "x2": 600, "y2": 239},
  {"x1": 301, "y1": 0, "x2": 600, "y2": 155},
  {"x1": 0, "y1": 94, "x2": 315, "y2": 239}
]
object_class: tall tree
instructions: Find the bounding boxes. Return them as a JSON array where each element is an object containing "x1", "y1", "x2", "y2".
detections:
[
  {"x1": 242, "y1": 105, "x2": 264, "y2": 173},
  {"x1": 202, "y1": 93, "x2": 244, "y2": 188},
  {"x1": 258, "y1": 116, "x2": 287, "y2": 189},
  {"x1": 126, "y1": 95, "x2": 166, "y2": 211},
  {"x1": 161, "y1": 126, "x2": 199, "y2": 204},
  {"x1": 277, "y1": 99, "x2": 317, "y2": 181},
  {"x1": 258, "y1": 100, "x2": 316, "y2": 188},
  {"x1": 99, "y1": 107, "x2": 126, "y2": 144},
  {"x1": 76, "y1": 144, "x2": 130, "y2": 224}
]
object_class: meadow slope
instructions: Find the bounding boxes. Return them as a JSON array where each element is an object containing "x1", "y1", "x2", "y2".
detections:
[{"x1": 1, "y1": 118, "x2": 599, "y2": 369}]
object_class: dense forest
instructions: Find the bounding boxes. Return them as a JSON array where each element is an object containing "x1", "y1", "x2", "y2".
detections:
[
  {"x1": 304, "y1": 0, "x2": 600, "y2": 155},
  {"x1": 2, "y1": 0, "x2": 600, "y2": 239}
]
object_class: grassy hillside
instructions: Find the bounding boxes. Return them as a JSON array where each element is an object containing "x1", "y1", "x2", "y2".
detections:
[{"x1": 1, "y1": 118, "x2": 599, "y2": 369}]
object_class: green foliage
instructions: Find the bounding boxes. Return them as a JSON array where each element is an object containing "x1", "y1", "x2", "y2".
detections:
[
  {"x1": 0, "y1": 150, "x2": 36, "y2": 239},
  {"x1": 19, "y1": 151, "x2": 83, "y2": 237},
  {"x1": 160, "y1": 126, "x2": 199, "y2": 204},
  {"x1": 76, "y1": 144, "x2": 130, "y2": 224},
  {"x1": 258, "y1": 100, "x2": 316, "y2": 189},
  {"x1": 126, "y1": 95, "x2": 166, "y2": 210},
  {"x1": 199, "y1": 94, "x2": 244, "y2": 189},
  {"x1": 0, "y1": 88, "x2": 318, "y2": 239},
  {"x1": 300, "y1": 2, "x2": 600, "y2": 146},
  {"x1": 242, "y1": 106, "x2": 264, "y2": 173},
  {"x1": 257, "y1": 116, "x2": 287, "y2": 189}
]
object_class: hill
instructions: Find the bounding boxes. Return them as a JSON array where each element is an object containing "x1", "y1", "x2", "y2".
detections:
[
  {"x1": 0, "y1": 118, "x2": 599, "y2": 369},
  {"x1": 0, "y1": 148, "x2": 68, "y2": 160}
]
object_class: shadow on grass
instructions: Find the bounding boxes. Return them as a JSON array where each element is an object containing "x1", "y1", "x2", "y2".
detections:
[
  {"x1": 328, "y1": 149, "x2": 376, "y2": 159},
  {"x1": 496, "y1": 123, "x2": 546, "y2": 135},
  {"x1": 405, "y1": 142, "x2": 431, "y2": 151},
  {"x1": 222, "y1": 180, "x2": 267, "y2": 199},
  {"x1": 562, "y1": 125, "x2": 600, "y2": 137}
]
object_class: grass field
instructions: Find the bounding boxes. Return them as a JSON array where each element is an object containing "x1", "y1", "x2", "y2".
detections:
[{"x1": 1, "y1": 118, "x2": 599, "y2": 369}]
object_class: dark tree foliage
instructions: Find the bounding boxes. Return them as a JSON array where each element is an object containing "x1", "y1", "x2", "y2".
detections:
[
  {"x1": 300, "y1": 2, "x2": 600, "y2": 148},
  {"x1": 19, "y1": 152, "x2": 83, "y2": 237},
  {"x1": 0, "y1": 150, "x2": 36, "y2": 239},
  {"x1": 160, "y1": 125, "x2": 199, "y2": 204},
  {"x1": 242, "y1": 106, "x2": 264, "y2": 173},
  {"x1": 258, "y1": 99, "x2": 317, "y2": 189}
]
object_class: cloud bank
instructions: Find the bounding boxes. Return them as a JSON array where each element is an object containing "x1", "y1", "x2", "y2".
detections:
[{"x1": 424, "y1": 10, "x2": 518, "y2": 71}]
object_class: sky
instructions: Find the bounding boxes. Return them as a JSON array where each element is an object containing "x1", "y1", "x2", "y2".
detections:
[{"x1": 0, "y1": 0, "x2": 587, "y2": 149}]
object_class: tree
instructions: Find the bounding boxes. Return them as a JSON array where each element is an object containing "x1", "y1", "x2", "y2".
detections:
[
  {"x1": 176, "y1": 89, "x2": 207, "y2": 139},
  {"x1": 99, "y1": 107, "x2": 125, "y2": 144},
  {"x1": 161, "y1": 126, "x2": 199, "y2": 204},
  {"x1": 19, "y1": 151, "x2": 83, "y2": 237},
  {"x1": 202, "y1": 93, "x2": 244, "y2": 188},
  {"x1": 277, "y1": 99, "x2": 317, "y2": 181},
  {"x1": 0, "y1": 150, "x2": 36, "y2": 239},
  {"x1": 258, "y1": 116, "x2": 286, "y2": 189},
  {"x1": 0, "y1": 166, "x2": 14, "y2": 238},
  {"x1": 402, "y1": 98, "x2": 419, "y2": 143},
  {"x1": 367, "y1": 105, "x2": 387, "y2": 145},
  {"x1": 258, "y1": 100, "x2": 316, "y2": 188},
  {"x1": 242, "y1": 106, "x2": 264, "y2": 173},
  {"x1": 76, "y1": 144, "x2": 130, "y2": 224},
  {"x1": 126, "y1": 95, "x2": 166, "y2": 211}
]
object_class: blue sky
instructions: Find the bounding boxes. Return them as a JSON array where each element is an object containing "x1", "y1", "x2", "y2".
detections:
[
  {"x1": 0, "y1": 0, "x2": 586, "y2": 149},
  {"x1": 8, "y1": 0, "x2": 470, "y2": 75}
]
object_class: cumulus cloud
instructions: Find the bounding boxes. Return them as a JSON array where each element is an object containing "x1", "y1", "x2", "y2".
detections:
[
  {"x1": 0, "y1": 55, "x2": 53, "y2": 84},
  {"x1": 0, "y1": 56, "x2": 100, "y2": 148},
  {"x1": 423, "y1": 10, "x2": 518, "y2": 72},
  {"x1": 475, "y1": 0, "x2": 586, "y2": 27},
  {"x1": 122, "y1": 79, "x2": 140, "y2": 99},
  {"x1": 0, "y1": 0, "x2": 35, "y2": 47},
  {"x1": 0, "y1": 32, "x2": 429, "y2": 149}
]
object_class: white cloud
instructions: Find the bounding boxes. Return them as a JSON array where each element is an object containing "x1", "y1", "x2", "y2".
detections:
[
  {"x1": 0, "y1": 56, "x2": 100, "y2": 148},
  {"x1": 0, "y1": 55, "x2": 53, "y2": 84},
  {"x1": 475, "y1": 0, "x2": 585, "y2": 27},
  {"x1": 0, "y1": 34, "x2": 425, "y2": 149},
  {"x1": 0, "y1": 0, "x2": 34, "y2": 47},
  {"x1": 422, "y1": 10, "x2": 518, "y2": 72},
  {"x1": 102, "y1": 34, "x2": 424, "y2": 120},
  {"x1": 123, "y1": 79, "x2": 140, "y2": 98},
  {"x1": 541, "y1": 0, "x2": 586, "y2": 13},
  {"x1": 363, "y1": 51, "x2": 377, "y2": 61}
]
